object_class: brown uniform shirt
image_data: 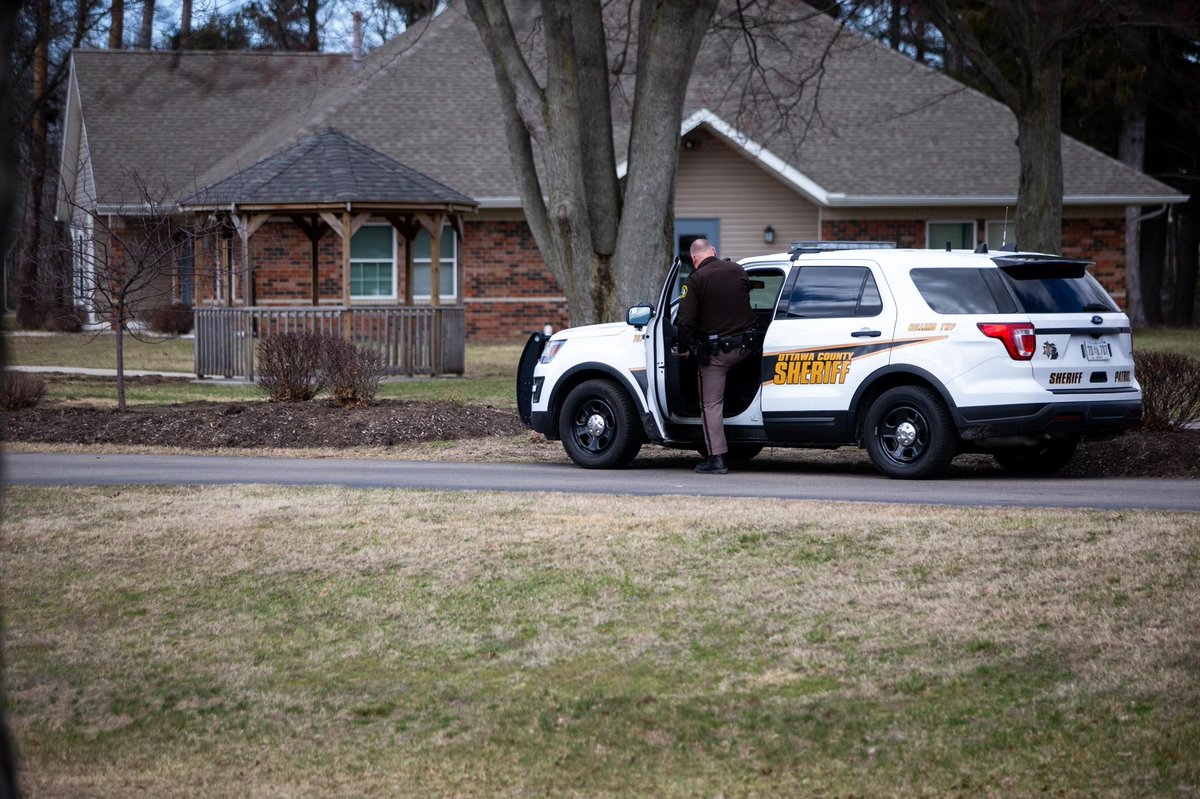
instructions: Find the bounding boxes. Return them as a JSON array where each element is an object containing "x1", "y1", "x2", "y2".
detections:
[{"x1": 676, "y1": 256, "x2": 756, "y2": 350}]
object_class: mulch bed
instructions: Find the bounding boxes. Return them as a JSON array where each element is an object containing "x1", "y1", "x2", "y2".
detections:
[
  {"x1": 3, "y1": 399, "x2": 1197, "y2": 478},
  {"x1": 2, "y1": 399, "x2": 525, "y2": 450}
]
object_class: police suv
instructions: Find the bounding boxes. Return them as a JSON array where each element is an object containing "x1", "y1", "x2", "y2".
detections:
[{"x1": 516, "y1": 242, "x2": 1142, "y2": 479}]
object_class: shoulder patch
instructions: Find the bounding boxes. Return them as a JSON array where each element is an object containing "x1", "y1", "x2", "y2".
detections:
[{"x1": 680, "y1": 284, "x2": 689, "y2": 299}]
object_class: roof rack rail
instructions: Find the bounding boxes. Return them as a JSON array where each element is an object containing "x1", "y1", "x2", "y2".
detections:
[{"x1": 789, "y1": 240, "x2": 896, "y2": 256}]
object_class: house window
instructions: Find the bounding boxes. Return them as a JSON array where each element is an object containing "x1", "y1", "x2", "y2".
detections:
[
  {"x1": 926, "y1": 221, "x2": 975, "y2": 250},
  {"x1": 350, "y1": 224, "x2": 396, "y2": 299},
  {"x1": 412, "y1": 226, "x2": 457, "y2": 302},
  {"x1": 985, "y1": 220, "x2": 1014, "y2": 250}
]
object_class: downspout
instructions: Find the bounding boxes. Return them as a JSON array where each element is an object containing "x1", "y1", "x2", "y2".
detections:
[{"x1": 1134, "y1": 204, "x2": 1167, "y2": 225}]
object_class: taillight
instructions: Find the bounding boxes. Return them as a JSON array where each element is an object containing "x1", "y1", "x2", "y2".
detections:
[{"x1": 978, "y1": 322, "x2": 1035, "y2": 360}]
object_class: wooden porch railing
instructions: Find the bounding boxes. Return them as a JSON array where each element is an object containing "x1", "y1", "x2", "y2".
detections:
[{"x1": 194, "y1": 306, "x2": 466, "y2": 379}]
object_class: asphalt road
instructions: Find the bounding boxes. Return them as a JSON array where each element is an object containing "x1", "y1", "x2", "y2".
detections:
[{"x1": 4, "y1": 452, "x2": 1198, "y2": 511}]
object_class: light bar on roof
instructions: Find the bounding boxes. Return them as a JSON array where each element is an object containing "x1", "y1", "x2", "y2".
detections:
[{"x1": 789, "y1": 241, "x2": 896, "y2": 255}]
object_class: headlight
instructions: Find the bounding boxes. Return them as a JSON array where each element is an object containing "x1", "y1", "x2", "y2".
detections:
[{"x1": 540, "y1": 339, "x2": 565, "y2": 364}]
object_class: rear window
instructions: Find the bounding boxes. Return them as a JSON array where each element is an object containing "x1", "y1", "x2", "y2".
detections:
[
  {"x1": 910, "y1": 268, "x2": 1017, "y2": 314},
  {"x1": 999, "y1": 265, "x2": 1119, "y2": 314}
]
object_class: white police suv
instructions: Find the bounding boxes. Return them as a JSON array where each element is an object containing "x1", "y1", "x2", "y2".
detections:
[{"x1": 516, "y1": 242, "x2": 1142, "y2": 479}]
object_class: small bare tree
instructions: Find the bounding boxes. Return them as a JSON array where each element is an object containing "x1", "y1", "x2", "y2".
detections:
[{"x1": 61, "y1": 174, "x2": 224, "y2": 411}]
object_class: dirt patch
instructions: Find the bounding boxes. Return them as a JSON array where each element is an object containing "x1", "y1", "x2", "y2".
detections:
[{"x1": 3, "y1": 399, "x2": 1198, "y2": 477}]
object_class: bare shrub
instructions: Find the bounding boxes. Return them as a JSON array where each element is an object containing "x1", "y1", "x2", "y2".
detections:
[
  {"x1": 2, "y1": 372, "x2": 47, "y2": 410},
  {"x1": 256, "y1": 333, "x2": 327, "y2": 402},
  {"x1": 1134, "y1": 350, "x2": 1200, "y2": 431},
  {"x1": 143, "y1": 302, "x2": 194, "y2": 335},
  {"x1": 42, "y1": 304, "x2": 85, "y2": 333},
  {"x1": 323, "y1": 337, "x2": 385, "y2": 408}
]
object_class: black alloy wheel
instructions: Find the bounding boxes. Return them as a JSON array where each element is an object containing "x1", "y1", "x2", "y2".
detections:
[
  {"x1": 558, "y1": 379, "x2": 643, "y2": 469},
  {"x1": 864, "y1": 386, "x2": 956, "y2": 479}
]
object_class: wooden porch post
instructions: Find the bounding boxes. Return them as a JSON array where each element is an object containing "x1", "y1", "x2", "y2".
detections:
[
  {"x1": 232, "y1": 212, "x2": 269, "y2": 308},
  {"x1": 417, "y1": 212, "x2": 446, "y2": 374},
  {"x1": 341, "y1": 209, "x2": 352, "y2": 339},
  {"x1": 290, "y1": 214, "x2": 325, "y2": 306},
  {"x1": 384, "y1": 214, "x2": 419, "y2": 306}
]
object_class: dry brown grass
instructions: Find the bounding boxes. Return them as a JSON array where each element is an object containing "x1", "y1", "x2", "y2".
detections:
[{"x1": 4, "y1": 486, "x2": 1198, "y2": 797}]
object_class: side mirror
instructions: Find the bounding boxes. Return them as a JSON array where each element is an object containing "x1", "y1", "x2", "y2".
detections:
[{"x1": 626, "y1": 303, "x2": 654, "y2": 329}]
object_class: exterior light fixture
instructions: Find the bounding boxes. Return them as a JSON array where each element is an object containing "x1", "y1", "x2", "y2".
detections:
[{"x1": 763, "y1": 225, "x2": 776, "y2": 245}]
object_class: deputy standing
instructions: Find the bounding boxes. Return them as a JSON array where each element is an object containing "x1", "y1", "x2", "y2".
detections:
[{"x1": 675, "y1": 238, "x2": 758, "y2": 474}]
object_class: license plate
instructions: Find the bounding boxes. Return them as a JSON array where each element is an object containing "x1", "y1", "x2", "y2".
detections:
[{"x1": 1083, "y1": 340, "x2": 1112, "y2": 361}]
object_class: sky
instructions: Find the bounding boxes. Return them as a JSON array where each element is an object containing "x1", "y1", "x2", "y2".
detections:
[{"x1": 119, "y1": 0, "x2": 430, "y2": 53}]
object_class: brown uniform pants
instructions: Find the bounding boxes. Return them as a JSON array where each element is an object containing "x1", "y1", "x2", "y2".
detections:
[{"x1": 697, "y1": 346, "x2": 753, "y2": 457}]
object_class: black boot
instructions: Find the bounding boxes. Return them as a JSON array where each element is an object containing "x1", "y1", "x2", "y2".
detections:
[{"x1": 695, "y1": 454, "x2": 728, "y2": 474}]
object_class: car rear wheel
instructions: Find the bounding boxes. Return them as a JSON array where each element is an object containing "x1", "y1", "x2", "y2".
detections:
[
  {"x1": 559, "y1": 379, "x2": 643, "y2": 469},
  {"x1": 991, "y1": 437, "x2": 1079, "y2": 475},
  {"x1": 864, "y1": 386, "x2": 956, "y2": 479}
]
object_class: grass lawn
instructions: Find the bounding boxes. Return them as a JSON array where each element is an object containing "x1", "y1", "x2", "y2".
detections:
[
  {"x1": 3, "y1": 485, "x2": 1198, "y2": 797},
  {"x1": 5, "y1": 342, "x2": 523, "y2": 408},
  {"x1": 4, "y1": 332, "x2": 196, "y2": 372},
  {"x1": 1133, "y1": 327, "x2": 1200, "y2": 360}
]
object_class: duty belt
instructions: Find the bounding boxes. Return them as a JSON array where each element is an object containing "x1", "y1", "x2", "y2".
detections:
[{"x1": 701, "y1": 328, "x2": 759, "y2": 354}]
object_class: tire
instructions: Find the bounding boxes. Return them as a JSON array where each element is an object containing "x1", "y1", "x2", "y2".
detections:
[
  {"x1": 559, "y1": 379, "x2": 643, "y2": 469},
  {"x1": 864, "y1": 386, "x2": 957, "y2": 479},
  {"x1": 992, "y1": 437, "x2": 1079, "y2": 475}
]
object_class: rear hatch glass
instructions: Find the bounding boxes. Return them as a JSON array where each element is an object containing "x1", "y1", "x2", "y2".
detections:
[{"x1": 997, "y1": 260, "x2": 1133, "y2": 393}]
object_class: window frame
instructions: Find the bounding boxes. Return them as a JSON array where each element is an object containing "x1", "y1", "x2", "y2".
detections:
[
  {"x1": 777, "y1": 264, "x2": 884, "y2": 320},
  {"x1": 984, "y1": 219, "x2": 1016, "y2": 250},
  {"x1": 411, "y1": 225, "x2": 459, "y2": 304},
  {"x1": 350, "y1": 222, "x2": 398, "y2": 301},
  {"x1": 925, "y1": 220, "x2": 977, "y2": 251}
]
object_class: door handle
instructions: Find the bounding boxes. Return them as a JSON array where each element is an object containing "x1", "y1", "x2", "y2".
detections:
[{"x1": 852, "y1": 329, "x2": 882, "y2": 338}]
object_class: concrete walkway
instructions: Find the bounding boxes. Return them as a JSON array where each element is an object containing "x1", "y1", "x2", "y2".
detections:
[{"x1": 6, "y1": 364, "x2": 195, "y2": 378}]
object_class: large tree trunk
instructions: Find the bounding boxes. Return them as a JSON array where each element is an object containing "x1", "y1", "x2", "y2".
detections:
[
  {"x1": 1140, "y1": 213, "x2": 1166, "y2": 326},
  {"x1": 465, "y1": 0, "x2": 715, "y2": 326},
  {"x1": 110, "y1": 0, "x2": 124, "y2": 48},
  {"x1": 179, "y1": 0, "x2": 191, "y2": 44},
  {"x1": 1119, "y1": 70, "x2": 1149, "y2": 325},
  {"x1": 138, "y1": 0, "x2": 155, "y2": 48},
  {"x1": 610, "y1": 0, "x2": 716, "y2": 316},
  {"x1": 16, "y1": 0, "x2": 50, "y2": 328},
  {"x1": 1169, "y1": 203, "x2": 1198, "y2": 326},
  {"x1": 1, "y1": 0, "x2": 25, "y2": 790},
  {"x1": 306, "y1": 0, "x2": 320, "y2": 51},
  {"x1": 1012, "y1": 50, "x2": 1063, "y2": 254}
]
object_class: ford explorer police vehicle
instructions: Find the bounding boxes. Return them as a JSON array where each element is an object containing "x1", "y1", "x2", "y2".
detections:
[{"x1": 516, "y1": 242, "x2": 1142, "y2": 479}]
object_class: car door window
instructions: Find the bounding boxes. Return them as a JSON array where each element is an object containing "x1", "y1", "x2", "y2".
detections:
[
  {"x1": 783, "y1": 266, "x2": 881, "y2": 318},
  {"x1": 748, "y1": 269, "x2": 785, "y2": 311}
]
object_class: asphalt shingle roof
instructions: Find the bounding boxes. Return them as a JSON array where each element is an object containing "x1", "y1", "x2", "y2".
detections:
[
  {"x1": 71, "y1": 2, "x2": 1184, "y2": 209},
  {"x1": 71, "y1": 49, "x2": 351, "y2": 208},
  {"x1": 182, "y1": 128, "x2": 476, "y2": 207}
]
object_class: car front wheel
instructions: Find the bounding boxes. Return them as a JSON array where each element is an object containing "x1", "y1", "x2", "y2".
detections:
[
  {"x1": 864, "y1": 386, "x2": 956, "y2": 479},
  {"x1": 559, "y1": 379, "x2": 643, "y2": 469}
]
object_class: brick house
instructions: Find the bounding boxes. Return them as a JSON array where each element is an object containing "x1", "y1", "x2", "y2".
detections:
[{"x1": 57, "y1": 2, "x2": 1186, "y2": 344}]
